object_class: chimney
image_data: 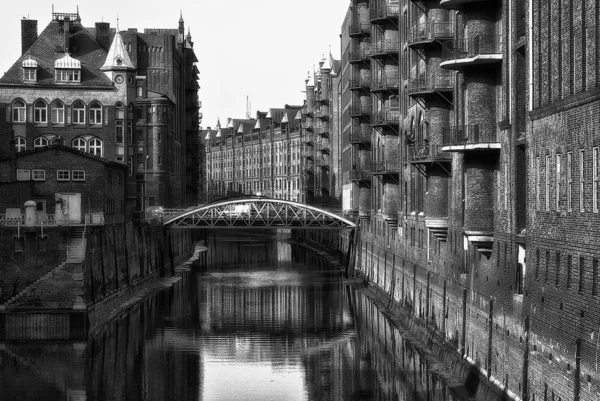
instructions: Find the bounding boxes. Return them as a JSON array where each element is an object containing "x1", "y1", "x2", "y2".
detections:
[
  {"x1": 63, "y1": 16, "x2": 71, "y2": 53},
  {"x1": 95, "y1": 22, "x2": 111, "y2": 50},
  {"x1": 21, "y1": 19, "x2": 38, "y2": 54}
]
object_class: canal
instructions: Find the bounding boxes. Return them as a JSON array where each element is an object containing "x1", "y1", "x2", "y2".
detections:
[{"x1": 0, "y1": 231, "x2": 464, "y2": 400}]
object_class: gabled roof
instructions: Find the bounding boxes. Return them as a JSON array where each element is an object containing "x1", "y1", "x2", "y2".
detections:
[
  {"x1": 0, "y1": 19, "x2": 112, "y2": 87},
  {"x1": 14, "y1": 144, "x2": 126, "y2": 168}
]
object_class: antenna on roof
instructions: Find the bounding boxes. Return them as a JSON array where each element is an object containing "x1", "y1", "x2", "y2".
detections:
[
  {"x1": 116, "y1": 15, "x2": 120, "y2": 31},
  {"x1": 246, "y1": 96, "x2": 251, "y2": 119}
]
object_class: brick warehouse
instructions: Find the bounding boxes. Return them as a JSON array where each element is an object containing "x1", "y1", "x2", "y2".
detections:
[
  {"x1": 331, "y1": 0, "x2": 600, "y2": 400},
  {"x1": 0, "y1": 9, "x2": 201, "y2": 220}
]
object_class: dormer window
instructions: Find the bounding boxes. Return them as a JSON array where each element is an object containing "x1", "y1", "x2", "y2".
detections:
[
  {"x1": 54, "y1": 54, "x2": 81, "y2": 83},
  {"x1": 22, "y1": 57, "x2": 38, "y2": 82}
]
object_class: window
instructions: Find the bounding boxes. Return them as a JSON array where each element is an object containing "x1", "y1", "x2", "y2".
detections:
[
  {"x1": 580, "y1": 150, "x2": 585, "y2": 212},
  {"x1": 72, "y1": 138, "x2": 86, "y2": 152},
  {"x1": 536, "y1": 156, "x2": 540, "y2": 210},
  {"x1": 57, "y1": 170, "x2": 70, "y2": 181},
  {"x1": 566, "y1": 254, "x2": 572, "y2": 288},
  {"x1": 15, "y1": 136, "x2": 26, "y2": 152},
  {"x1": 106, "y1": 199, "x2": 115, "y2": 215},
  {"x1": 556, "y1": 153, "x2": 561, "y2": 211},
  {"x1": 593, "y1": 258, "x2": 599, "y2": 296},
  {"x1": 16, "y1": 169, "x2": 30, "y2": 180},
  {"x1": 34, "y1": 137, "x2": 48, "y2": 148},
  {"x1": 12, "y1": 100, "x2": 26, "y2": 122},
  {"x1": 32, "y1": 170, "x2": 45, "y2": 181},
  {"x1": 34, "y1": 100, "x2": 47, "y2": 123},
  {"x1": 555, "y1": 252, "x2": 561, "y2": 287},
  {"x1": 579, "y1": 257, "x2": 585, "y2": 294},
  {"x1": 594, "y1": 147, "x2": 599, "y2": 213},
  {"x1": 56, "y1": 69, "x2": 80, "y2": 82},
  {"x1": 51, "y1": 101, "x2": 64, "y2": 124},
  {"x1": 72, "y1": 170, "x2": 85, "y2": 181},
  {"x1": 128, "y1": 156, "x2": 133, "y2": 176},
  {"x1": 127, "y1": 121, "x2": 133, "y2": 145},
  {"x1": 545, "y1": 155, "x2": 550, "y2": 211},
  {"x1": 23, "y1": 68, "x2": 36, "y2": 81},
  {"x1": 567, "y1": 152, "x2": 573, "y2": 212},
  {"x1": 115, "y1": 121, "x2": 124, "y2": 144},
  {"x1": 73, "y1": 101, "x2": 85, "y2": 124},
  {"x1": 89, "y1": 102, "x2": 102, "y2": 125},
  {"x1": 115, "y1": 103, "x2": 125, "y2": 119},
  {"x1": 89, "y1": 138, "x2": 102, "y2": 156}
]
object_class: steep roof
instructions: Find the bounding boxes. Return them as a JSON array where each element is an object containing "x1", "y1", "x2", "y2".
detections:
[
  {"x1": 101, "y1": 31, "x2": 135, "y2": 71},
  {"x1": 0, "y1": 19, "x2": 112, "y2": 87},
  {"x1": 12, "y1": 144, "x2": 126, "y2": 168}
]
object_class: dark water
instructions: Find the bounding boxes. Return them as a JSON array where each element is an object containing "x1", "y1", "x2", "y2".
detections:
[{"x1": 0, "y1": 233, "x2": 462, "y2": 400}]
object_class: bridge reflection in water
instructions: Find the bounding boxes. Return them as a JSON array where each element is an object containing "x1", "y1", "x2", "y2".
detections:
[{"x1": 0, "y1": 232, "x2": 465, "y2": 401}]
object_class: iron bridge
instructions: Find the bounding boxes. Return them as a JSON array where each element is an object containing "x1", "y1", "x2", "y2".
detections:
[{"x1": 162, "y1": 197, "x2": 355, "y2": 229}]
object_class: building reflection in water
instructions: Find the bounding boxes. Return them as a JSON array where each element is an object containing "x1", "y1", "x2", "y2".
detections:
[{"x1": 0, "y1": 232, "x2": 466, "y2": 400}]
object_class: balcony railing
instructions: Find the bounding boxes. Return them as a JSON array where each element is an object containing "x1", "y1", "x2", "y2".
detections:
[
  {"x1": 407, "y1": 143, "x2": 452, "y2": 163},
  {"x1": 349, "y1": 130, "x2": 371, "y2": 144},
  {"x1": 0, "y1": 213, "x2": 105, "y2": 226},
  {"x1": 315, "y1": 159, "x2": 330, "y2": 168},
  {"x1": 371, "y1": 110, "x2": 400, "y2": 125},
  {"x1": 349, "y1": 46, "x2": 372, "y2": 63},
  {"x1": 318, "y1": 142, "x2": 330, "y2": 153},
  {"x1": 372, "y1": 160, "x2": 403, "y2": 173},
  {"x1": 350, "y1": 169, "x2": 372, "y2": 180},
  {"x1": 350, "y1": 104, "x2": 372, "y2": 117},
  {"x1": 350, "y1": 76, "x2": 372, "y2": 90},
  {"x1": 303, "y1": 132, "x2": 315, "y2": 143},
  {"x1": 302, "y1": 148, "x2": 314, "y2": 158},
  {"x1": 370, "y1": 4, "x2": 400, "y2": 21},
  {"x1": 349, "y1": 21, "x2": 371, "y2": 36},
  {"x1": 441, "y1": 35, "x2": 502, "y2": 68},
  {"x1": 371, "y1": 75, "x2": 399, "y2": 91},
  {"x1": 408, "y1": 22, "x2": 454, "y2": 45},
  {"x1": 407, "y1": 72, "x2": 455, "y2": 95},
  {"x1": 442, "y1": 124, "x2": 498, "y2": 147},
  {"x1": 372, "y1": 40, "x2": 400, "y2": 56}
]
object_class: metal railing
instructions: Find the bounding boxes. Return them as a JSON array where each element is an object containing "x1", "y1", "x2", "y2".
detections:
[
  {"x1": 84, "y1": 212, "x2": 105, "y2": 225},
  {"x1": 407, "y1": 143, "x2": 452, "y2": 162},
  {"x1": 0, "y1": 213, "x2": 105, "y2": 227},
  {"x1": 349, "y1": 21, "x2": 371, "y2": 36},
  {"x1": 349, "y1": 130, "x2": 371, "y2": 144},
  {"x1": 409, "y1": 21, "x2": 454, "y2": 44},
  {"x1": 350, "y1": 104, "x2": 372, "y2": 117},
  {"x1": 371, "y1": 74, "x2": 399, "y2": 91},
  {"x1": 442, "y1": 124, "x2": 498, "y2": 146},
  {"x1": 303, "y1": 132, "x2": 315, "y2": 143},
  {"x1": 371, "y1": 110, "x2": 400, "y2": 125},
  {"x1": 372, "y1": 160, "x2": 403, "y2": 173},
  {"x1": 370, "y1": 4, "x2": 400, "y2": 20},
  {"x1": 372, "y1": 40, "x2": 400, "y2": 55},
  {"x1": 349, "y1": 76, "x2": 372, "y2": 89},
  {"x1": 349, "y1": 46, "x2": 372, "y2": 62},
  {"x1": 407, "y1": 72, "x2": 455, "y2": 94},
  {"x1": 350, "y1": 169, "x2": 372, "y2": 180},
  {"x1": 442, "y1": 35, "x2": 502, "y2": 61}
]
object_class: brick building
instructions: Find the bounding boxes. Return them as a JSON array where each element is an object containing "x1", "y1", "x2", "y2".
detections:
[{"x1": 0, "y1": 9, "x2": 200, "y2": 221}]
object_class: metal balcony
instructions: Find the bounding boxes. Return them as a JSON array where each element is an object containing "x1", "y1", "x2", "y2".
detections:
[
  {"x1": 349, "y1": 130, "x2": 371, "y2": 145},
  {"x1": 317, "y1": 142, "x2": 330, "y2": 153},
  {"x1": 349, "y1": 46, "x2": 372, "y2": 64},
  {"x1": 350, "y1": 169, "x2": 372, "y2": 181},
  {"x1": 407, "y1": 72, "x2": 454, "y2": 97},
  {"x1": 371, "y1": 40, "x2": 400, "y2": 58},
  {"x1": 370, "y1": 4, "x2": 400, "y2": 23},
  {"x1": 315, "y1": 109, "x2": 329, "y2": 120},
  {"x1": 371, "y1": 160, "x2": 402, "y2": 174},
  {"x1": 371, "y1": 75, "x2": 399, "y2": 92},
  {"x1": 315, "y1": 159, "x2": 330, "y2": 168},
  {"x1": 303, "y1": 132, "x2": 315, "y2": 144},
  {"x1": 302, "y1": 148, "x2": 314, "y2": 159},
  {"x1": 349, "y1": 104, "x2": 372, "y2": 118},
  {"x1": 349, "y1": 76, "x2": 372, "y2": 91},
  {"x1": 349, "y1": 21, "x2": 371, "y2": 37},
  {"x1": 408, "y1": 22, "x2": 454, "y2": 48},
  {"x1": 371, "y1": 111, "x2": 400, "y2": 127},
  {"x1": 440, "y1": 0, "x2": 499, "y2": 9},
  {"x1": 441, "y1": 35, "x2": 502, "y2": 70},
  {"x1": 442, "y1": 124, "x2": 500, "y2": 151},
  {"x1": 407, "y1": 143, "x2": 452, "y2": 164}
]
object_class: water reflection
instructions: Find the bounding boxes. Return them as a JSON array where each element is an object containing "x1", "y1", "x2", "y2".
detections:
[{"x1": 0, "y1": 232, "x2": 466, "y2": 401}]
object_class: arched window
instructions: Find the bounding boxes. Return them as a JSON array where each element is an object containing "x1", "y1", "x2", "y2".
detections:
[
  {"x1": 89, "y1": 138, "x2": 102, "y2": 156},
  {"x1": 115, "y1": 102, "x2": 124, "y2": 119},
  {"x1": 73, "y1": 101, "x2": 85, "y2": 124},
  {"x1": 34, "y1": 136, "x2": 49, "y2": 148},
  {"x1": 12, "y1": 100, "x2": 26, "y2": 122},
  {"x1": 89, "y1": 101, "x2": 102, "y2": 125},
  {"x1": 34, "y1": 100, "x2": 47, "y2": 123},
  {"x1": 15, "y1": 136, "x2": 26, "y2": 152},
  {"x1": 51, "y1": 100, "x2": 64, "y2": 124},
  {"x1": 72, "y1": 138, "x2": 86, "y2": 152}
]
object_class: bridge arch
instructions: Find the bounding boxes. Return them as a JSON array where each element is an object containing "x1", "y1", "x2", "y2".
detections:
[{"x1": 163, "y1": 197, "x2": 355, "y2": 229}]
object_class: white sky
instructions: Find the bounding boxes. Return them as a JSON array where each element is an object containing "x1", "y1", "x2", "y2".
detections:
[{"x1": 0, "y1": 0, "x2": 350, "y2": 129}]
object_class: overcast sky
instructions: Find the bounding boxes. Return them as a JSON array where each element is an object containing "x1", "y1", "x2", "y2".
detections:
[{"x1": 0, "y1": 0, "x2": 349, "y2": 129}]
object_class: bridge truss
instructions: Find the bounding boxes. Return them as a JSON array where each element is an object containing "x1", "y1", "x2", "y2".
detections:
[{"x1": 163, "y1": 198, "x2": 355, "y2": 229}]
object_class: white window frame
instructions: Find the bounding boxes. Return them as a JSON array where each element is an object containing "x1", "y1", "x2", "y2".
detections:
[
  {"x1": 56, "y1": 69, "x2": 80, "y2": 83},
  {"x1": 89, "y1": 102, "x2": 102, "y2": 125},
  {"x1": 34, "y1": 100, "x2": 47, "y2": 123},
  {"x1": 73, "y1": 101, "x2": 85, "y2": 124},
  {"x1": 567, "y1": 152, "x2": 573, "y2": 212},
  {"x1": 15, "y1": 136, "x2": 26, "y2": 152},
  {"x1": 72, "y1": 138, "x2": 86, "y2": 152},
  {"x1": 71, "y1": 170, "x2": 85, "y2": 181},
  {"x1": 32, "y1": 169, "x2": 46, "y2": 181},
  {"x1": 23, "y1": 67, "x2": 36, "y2": 82},
  {"x1": 34, "y1": 137, "x2": 49, "y2": 148},
  {"x1": 89, "y1": 138, "x2": 103, "y2": 156},
  {"x1": 51, "y1": 101, "x2": 64, "y2": 124},
  {"x1": 580, "y1": 149, "x2": 585, "y2": 212},
  {"x1": 594, "y1": 147, "x2": 599, "y2": 213},
  {"x1": 12, "y1": 100, "x2": 26, "y2": 122},
  {"x1": 556, "y1": 153, "x2": 561, "y2": 211},
  {"x1": 16, "y1": 169, "x2": 30, "y2": 181},
  {"x1": 545, "y1": 155, "x2": 550, "y2": 211},
  {"x1": 57, "y1": 170, "x2": 70, "y2": 181},
  {"x1": 536, "y1": 156, "x2": 540, "y2": 210}
]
